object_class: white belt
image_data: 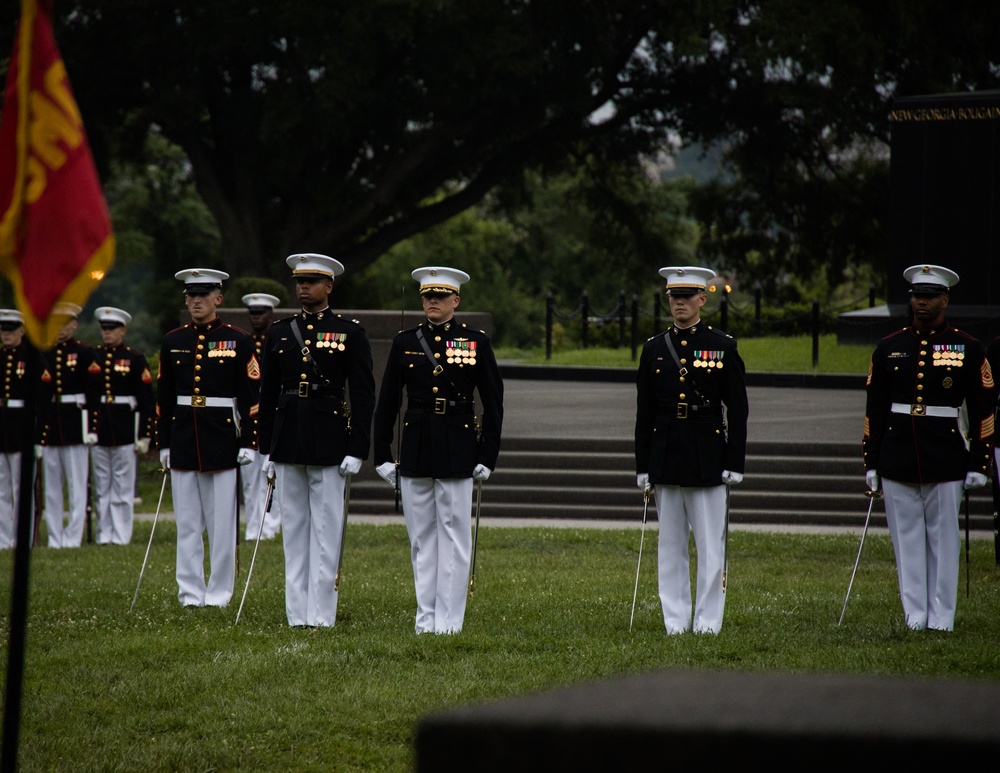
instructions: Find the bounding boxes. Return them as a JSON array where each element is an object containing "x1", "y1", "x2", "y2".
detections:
[
  {"x1": 1, "y1": 399, "x2": 24, "y2": 408},
  {"x1": 57, "y1": 393, "x2": 86, "y2": 405},
  {"x1": 177, "y1": 395, "x2": 236, "y2": 409},
  {"x1": 890, "y1": 402, "x2": 959, "y2": 418},
  {"x1": 102, "y1": 395, "x2": 138, "y2": 409}
]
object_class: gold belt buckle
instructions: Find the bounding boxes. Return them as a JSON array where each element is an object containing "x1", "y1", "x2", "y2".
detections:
[
  {"x1": 910, "y1": 404, "x2": 925, "y2": 416},
  {"x1": 105, "y1": 395, "x2": 115, "y2": 404},
  {"x1": 676, "y1": 403, "x2": 688, "y2": 419},
  {"x1": 298, "y1": 381, "x2": 310, "y2": 398},
  {"x1": 191, "y1": 395, "x2": 206, "y2": 408},
  {"x1": 434, "y1": 397, "x2": 447, "y2": 414}
]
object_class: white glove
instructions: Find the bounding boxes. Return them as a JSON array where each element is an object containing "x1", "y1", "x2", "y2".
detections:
[
  {"x1": 261, "y1": 454, "x2": 275, "y2": 480},
  {"x1": 721, "y1": 470, "x2": 743, "y2": 486},
  {"x1": 964, "y1": 471, "x2": 988, "y2": 490},
  {"x1": 636, "y1": 473, "x2": 650, "y2": 491},
  {"x1": 34, "y1": 445, "x2": 43, "y2": 460},
  {"x1": 339, "y1": 455, "x2": 362, "y2": 476},
  {"x1": 237, "y1": 447, "x2": 255, "y2": 466},
  {"x1": 83, "y1": 431, "x2": 98, "y2": 446},
  {"x1": 159, "y1": 449, "x2": 170, "y2": 469},
  {"x1": 472, "y1": 464, "x2": 491, "y2": 481},
  {"x1": 134, "y1": 438, "x2": 150, "y2": 455},
  {"x1": 376, "y1": 461, "x2": 397, "y2": 488},
  {"x1": 865, "y1": 469, "x2": 879, "y2": 493}
]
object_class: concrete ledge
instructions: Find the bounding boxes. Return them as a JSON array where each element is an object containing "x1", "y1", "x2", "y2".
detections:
[{"x1": 416, "y1": 669, "x2": 1000, "y2": 770}]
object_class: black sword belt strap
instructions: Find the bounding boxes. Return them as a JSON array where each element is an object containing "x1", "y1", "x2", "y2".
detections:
[
  {"x1": 291, "y1": 317, "x2": 332, "y2": 389},
  {"x1": 664, "y1": 331, "x2": 708, "y2": 407},
  {"x1": 415, "y1": 327, "x2": 469, "y2": 402}
]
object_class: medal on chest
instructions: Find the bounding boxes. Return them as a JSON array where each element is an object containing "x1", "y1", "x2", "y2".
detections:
[
  {"x1": 932, "y1": 344, "x2": 964, "y2": 367},
  {"x1": 317, "y1": 332, "x2": 346, "y2": 351},
  {"x1": 693, "y1": 350, "x2": 724, "y2": 369},
  {"x1": 447, "y1": 339, "x2": 477, "y2": 365},
  {"x1": 208, "y1": 340, "x2": 237, "y2": 358}
]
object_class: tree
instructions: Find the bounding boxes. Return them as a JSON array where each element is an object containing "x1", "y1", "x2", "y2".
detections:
[
  {"x1": 3, "y1": 1, "x2": 998, "y2": 298},
  {"x1": 1, "y1": 0, "x2": 693, "y2": 284}
]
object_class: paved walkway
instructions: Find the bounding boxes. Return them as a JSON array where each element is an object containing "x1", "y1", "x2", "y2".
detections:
[{"x1": 501, "y1": 379, "x2": 865, "y2": 443}]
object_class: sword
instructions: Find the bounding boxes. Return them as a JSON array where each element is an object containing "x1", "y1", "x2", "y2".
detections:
[
  {"x1": 129, "y1": 468, "x2": 169, "y2": 612},
  {"x1": 838, "y1": 489, "x2": 880, "y2": 626},
  {"x1": 334, "y1": 475, "x2": 351, "y2": 593},
  {"x1": 235, "y1": 474, "x2": 275, "y2": 625},
  {"x1": 629, "y1": 487, "x2": 651, "y2": 632},
  {"x1": 469, "y1": 479, "x2": 483, "y2": 596}
]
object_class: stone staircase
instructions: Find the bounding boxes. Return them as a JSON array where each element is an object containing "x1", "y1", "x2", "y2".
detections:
[{"x1": 349, "y1": 437, "x2": 996, "y2": 531}]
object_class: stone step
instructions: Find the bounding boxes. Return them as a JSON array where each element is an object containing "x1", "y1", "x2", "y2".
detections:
[{"x1": 348, "y1": 437, "x2": 996, "y2": 530}]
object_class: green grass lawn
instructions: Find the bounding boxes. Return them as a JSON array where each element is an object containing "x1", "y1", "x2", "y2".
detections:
[
  {"x1": 496, "y1": 334, "x2": 872, "y2": 374},
  {"x1": 3, "y1": 522, "x2": 999, "y2": 771}
]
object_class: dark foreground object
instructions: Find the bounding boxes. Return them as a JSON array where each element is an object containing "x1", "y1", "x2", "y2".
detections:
[{"x1": 416, "y1": 669, "x2": 1000, "y2": 770}]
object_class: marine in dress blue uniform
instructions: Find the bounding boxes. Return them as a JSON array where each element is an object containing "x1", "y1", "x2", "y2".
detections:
[
  {"x1": 257, "y1": 254, "x2": 375, "y2": 628},
  {"x1": 0, "y1": 310, "x2": 33, "y2": 549},
  {"x1": 635, "y1": 266, "x2": 749, "y2": 635},
  {"x1": 87, "y1": 307, "x2": 155, "y2": 545},
  {"x1": 157, "y1": 269, "x2": 260, "y2": 607},
  {"x1": 240, "y1": 292, "x2": 282, "y2": 541},
  {"x1": 863, "y1": 264, "x2": 993, "y2": 631},
  {"x1": 38, "y1": 302, "x2": 98, "y2": 548},
  {"x1": 373, "y1": 266, "x2": 504, "y2": 634}
]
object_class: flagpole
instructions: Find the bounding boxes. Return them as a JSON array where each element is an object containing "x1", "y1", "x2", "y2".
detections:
[{"x1": 2, "y1": 338, "x2": 40, "y2": 773}]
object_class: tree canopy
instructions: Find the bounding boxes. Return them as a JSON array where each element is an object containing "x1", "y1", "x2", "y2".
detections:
[{"x1": 2, "y1": 1, "x2": 999, "y2": 295}]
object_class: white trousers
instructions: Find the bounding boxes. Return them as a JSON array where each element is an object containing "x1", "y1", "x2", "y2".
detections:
[
  {"x1": 242, "y1": 453, "x2": 280, "y2": 540},
  {"x1": 0, "y1": 452, "x2": 22, "y2": 549},
  {"x1": 276, "y1": 463, "x2": 346, "y2": 627},
  {"x1": 171, "y1": 468, "x2": 238, "y2": 607},
  {"x1": 655, "y1": 484, "x2": 727, "y2": 635},
  {"x1": 42, "y1": 444, "x2": 89, "y2": 548},
  {"x1": 90, "y1": 444, "x2": 136, "y2": 545},
  {"x1": 882, "y1": 478, "x2": 963, "y2": 631},
  {"x1": 401, "y1": 476, "x2": 473, "y2": 634}
]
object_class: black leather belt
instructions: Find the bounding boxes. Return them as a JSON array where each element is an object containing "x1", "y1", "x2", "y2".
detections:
[
  {"x1": 409, "y1": 397, "x2": 475, "y2": 415},
  {"x1": 662, "y1": 403, "x2": 722, "y2": 420},
  {"x1": 283, "y1": 382, "x2": 343, "y2": 399}
]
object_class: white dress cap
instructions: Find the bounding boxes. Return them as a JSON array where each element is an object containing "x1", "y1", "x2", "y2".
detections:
[
  {"x1": 0, "y1": 309, "x2": 24, "y2": 326},
  {"x1": 241, "y1": 293, "x2": 281, "y2": 309},
  {"x1": 94, "y1": 306, "x2": 132, "y2": 326},
  {"x1": 174, "y1": 268, "x2": 229, "y2": 291},
  {"x1": 411, "y1": 266, "x2": 471, "y2": 294},
  {"x1": 902, "y1": 264, "x2": 959, "y2": 294},
  {"x1": 285, "y1": 253, "x2": 345, "y2": 278},
  {"x1": 52, "y1": 302, "x2": 83, "y2": 318},
  {"x1": 657, "y1": 266, "x2": 717, "y2": 296}
]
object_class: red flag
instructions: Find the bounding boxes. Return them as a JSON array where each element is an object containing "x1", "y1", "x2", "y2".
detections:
[{"x1": 0, "y1": 0, "x2": 114, "y2": 349}]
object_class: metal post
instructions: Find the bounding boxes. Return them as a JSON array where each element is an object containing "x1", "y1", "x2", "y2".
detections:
[
  {"x1": 545, "y1": 292, "x2": 554, "y2": 360},
  {"x1": 581, "y1": 291, "x2": 589, "y2": 349},
  {"x1": 754, "y1": 282, "x2": 762, "y2": 336},
  {"x1": 617, "y1": 290, "x2": 626, "y2": 349},
  {"x1": 869, "y1": 284, "x2": 876, "y2": 308},
  {"x1": 630, "y1": 294, "x2": 639, "y2": 361},
  {"x1": 812, "y1": 299, "x2": 820, "y2": 367}
]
